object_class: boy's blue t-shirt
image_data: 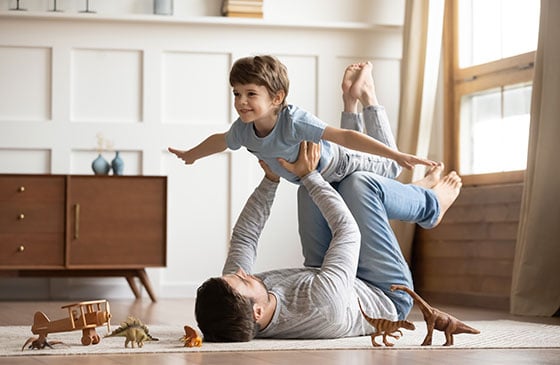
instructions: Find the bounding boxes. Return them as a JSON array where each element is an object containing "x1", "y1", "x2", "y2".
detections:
[{"x1": 225, "y1": 105, "x2": 334, "y2": 183}]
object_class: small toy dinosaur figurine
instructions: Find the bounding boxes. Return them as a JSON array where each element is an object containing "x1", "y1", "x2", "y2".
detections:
[
  {"x1": 104, "y1": 316, "x2": 158, "y2": 348},
  {"x1": 180, "y1": 325, "x2": 202, "y2": 347},
  {"x1": 390, "y1": 284, "x2": 480, "y2": 346},
  {"x1": 358, "y1": 299, "x2": 415, "y2": 347},
  {"x1": 21, "y1": 336, "x2": 64, "y2": 351}
]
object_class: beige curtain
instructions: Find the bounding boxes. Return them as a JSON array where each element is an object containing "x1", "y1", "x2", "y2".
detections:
[
  {"x1": 394, "y1": 0, "x2": 445, "y2": 263},
  {"x1": 510, "y1": 0, "x2": 560, "y2": 317}
]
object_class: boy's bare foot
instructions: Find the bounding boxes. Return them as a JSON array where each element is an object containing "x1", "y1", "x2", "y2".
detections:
[
  {"x1": 342, "y1": 63, "x2": 362, "y2": 112},
  {"x1": 342, "y1": 63, "x2": 361, "y2": 94},
  {"x1": 349, "y1": 61, "x2": 378, "y2": 107},
  {"x1": 432, "y1": 171, "x2": 462, "y2": 227},
  {"x1": 412, "y1": 162, "x2": 444, "y2": 189}
]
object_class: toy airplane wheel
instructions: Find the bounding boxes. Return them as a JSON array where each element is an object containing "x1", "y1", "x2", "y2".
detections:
[
  {"x1": 81, "y1": 328, "x2": 99, "y2": 346},
  {"x1": 81, "y1": 335, "x2": 92, "y2": 346}
]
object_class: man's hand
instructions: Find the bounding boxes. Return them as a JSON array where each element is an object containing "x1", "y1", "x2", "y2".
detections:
[
  {"x1": 278, "y1": 141, "x2": 321, "y2": 178},
  {"x1": 259, "y1": 160, "x2": 280, "y2": 183}
]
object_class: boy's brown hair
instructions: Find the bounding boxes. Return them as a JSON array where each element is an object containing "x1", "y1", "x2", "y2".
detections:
[{"x1": 229, "y1": 55, "x2": 289, "y2": 110}]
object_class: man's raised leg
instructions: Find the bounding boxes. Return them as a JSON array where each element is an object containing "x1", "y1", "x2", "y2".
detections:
[
  {"x1": 336, "y1": 172, "x2": 414, "y2": 319},
  {"x1": 336, "y1": 170, "x2": 462, "y2": 318},
  {"x1": 297, "y1": 185, "x2": 332, "y2": 269}
]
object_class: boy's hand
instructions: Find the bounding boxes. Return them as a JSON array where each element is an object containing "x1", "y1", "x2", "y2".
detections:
[
  {"x1": 395, "y1": 151, "x2": 437, "y2": 170},
  {"x1": 278, "y1": 141, "x2": 321, "y2": 178},
  {"x1": 168, "y1": 147, "x2": 196, "y2": 165},
  {"x1": 259, "y1": 160, "x2": 280, "y2": 183}
]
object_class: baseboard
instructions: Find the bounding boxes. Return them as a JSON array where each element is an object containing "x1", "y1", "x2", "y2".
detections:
[
  {"x1": 418, "y1": 290, "x2": 510, "y2": 311},
  {"x1": 0, "y1": 277, "x2": 198, "y2": 300}
]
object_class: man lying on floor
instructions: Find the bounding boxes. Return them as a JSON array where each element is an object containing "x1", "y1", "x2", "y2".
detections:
[{"x1": 195, "y1": 141, "x2": 461, "y2": 341}]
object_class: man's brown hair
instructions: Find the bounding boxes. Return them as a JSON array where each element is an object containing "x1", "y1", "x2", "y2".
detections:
[{"x1": 195, "y1": 277, "x2": 259, "y2": 342}]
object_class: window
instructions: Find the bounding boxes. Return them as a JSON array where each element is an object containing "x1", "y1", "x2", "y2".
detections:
[
  {"x1": 444, "y1": 0, "x2": 540, "y2": 185},
  {"x1": 459, "y1": 83, "x2": 532, "y2": 175}
]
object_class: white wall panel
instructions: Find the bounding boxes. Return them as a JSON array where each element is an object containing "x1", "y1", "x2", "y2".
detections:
[
  {"x1": 161, "y1": 151, "x2": 230, "y2": 296},
  {"x1": 254, "y1": 182, "x2": 302, "y2": 272},
  {"x1": 0, "y1": 46, "x2": 51, "y2": 121},
  {"x1": 0, "y1": 148, "x2": 51, "y2": 173},
  {"x1": 71, "y1": 48, "x2": 142, "y2": 123},
  {"x1": 279, "y1": 55, "x2": 318, "y2": 115},
  {"x1": 370, "y1": 59, "x2": 402, "y2": 133},
  {"x1": 162, "y1": 52, "x2": 231, "y2": 124}
]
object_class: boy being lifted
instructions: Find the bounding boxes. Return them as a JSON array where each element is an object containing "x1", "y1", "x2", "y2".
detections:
[{"x1": 168, "y1": 55, "x2": 436, "y2": 184}]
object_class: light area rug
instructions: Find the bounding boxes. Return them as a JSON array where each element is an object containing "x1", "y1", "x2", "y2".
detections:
[{"x1": 3, "y1": 320, "x2": 559, "y2": 356}]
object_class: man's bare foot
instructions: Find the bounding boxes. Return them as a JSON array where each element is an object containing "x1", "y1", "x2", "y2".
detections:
[
  {"x1": 413, "y1": 162, "x2": 444, "y2": 189},
  {"x1": 349, "y1": 61, "x2": 378, "y2": 107},
  {"x1": 342, "y1": 63, "x2": 362, "y2": 112},
  {"x1": 432, "y1": 171, "x2": 462, "y2": 227}
]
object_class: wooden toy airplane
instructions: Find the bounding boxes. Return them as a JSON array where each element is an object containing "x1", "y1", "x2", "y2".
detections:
[{"x1": 22, "y1": 299, "x2": 112, "y2": 350}]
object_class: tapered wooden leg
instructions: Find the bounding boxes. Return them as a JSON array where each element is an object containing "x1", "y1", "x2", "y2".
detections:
[
  {"x1": 137, "y1": 269, "x2": 157, "y2": 302},
  {"x1": 126, "y1": 276, "x2": 141, "y2": 299}
]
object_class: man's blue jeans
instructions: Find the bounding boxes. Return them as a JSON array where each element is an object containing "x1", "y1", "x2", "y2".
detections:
[{"x1": 297, "y1": 171, "x2": 440, "y2": 319}]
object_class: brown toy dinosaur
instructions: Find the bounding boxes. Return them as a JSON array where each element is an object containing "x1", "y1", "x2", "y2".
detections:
[
  {"x1": 21, "y1": 337, "x2": 64, "y2": 351},
  {"x1": 358, "y1": 299, "x2": 415, "y2": 347},
  {"x1": 390, "y1": 284, "x2": 480, "y2": 346}
]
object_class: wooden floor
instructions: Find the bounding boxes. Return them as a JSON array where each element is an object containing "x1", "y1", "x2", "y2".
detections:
[{"x1": 1, "y1": 298, "x2": 559, "y2": 364}]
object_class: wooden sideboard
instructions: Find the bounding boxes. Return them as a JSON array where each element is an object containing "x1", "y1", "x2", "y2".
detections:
[{"x1": 0, "y1": 174, "x2": 167, "y2": 302}]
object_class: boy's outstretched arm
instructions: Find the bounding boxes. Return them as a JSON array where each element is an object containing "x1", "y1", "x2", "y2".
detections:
[
  {"x1": 168, "y1": 132, "x2": 227, "y2": 165},
  {"x1": 322, "y1": 126, "x2": 436, "y2": 170}
]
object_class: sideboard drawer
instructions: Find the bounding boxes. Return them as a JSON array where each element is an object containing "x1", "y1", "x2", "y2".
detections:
[
  {"x1": 0, "y1": 175, "x2": 66, "y2": 268},
  {"x1": 0, "y1": 175, "x2": 65, "y2": 202},
  {"x1": 0, "y1": 202, "x2": 65, "y2": 233},
  {"x1": 0, "y1": 232, "x2": 64, "y2": 267}
]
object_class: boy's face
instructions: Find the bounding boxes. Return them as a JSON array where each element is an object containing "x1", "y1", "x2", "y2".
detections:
[{"x1": 232, "y1": 83, "x2": 283, "y2": 124}]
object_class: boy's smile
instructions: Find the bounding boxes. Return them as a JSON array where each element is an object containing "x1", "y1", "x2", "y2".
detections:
[{"x1": 232, "y1": 83, "x2": 284, "y2": 136}]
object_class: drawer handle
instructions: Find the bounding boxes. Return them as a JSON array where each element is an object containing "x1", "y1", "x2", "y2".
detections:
[
  {"x1": 18, "y1": 213, "x2": 25, "y2": 220},
  {"x1": 18, "y1": 186, "x2": 25, "y2": 193},
  {"x1": 18, "y1": 245, "x2": 25, "y2": 252},
  {"x1": 74, "y1": 203, "x2": 80, "y2": 239}
]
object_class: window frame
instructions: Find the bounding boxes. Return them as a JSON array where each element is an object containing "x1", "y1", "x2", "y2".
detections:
[{"x1": 443, "y1": 0, "x2": 535, "y2": 186}]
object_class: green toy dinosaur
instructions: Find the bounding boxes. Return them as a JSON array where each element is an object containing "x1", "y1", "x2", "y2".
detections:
[{"x1": 105, "y1": 316, "x2": 158, "y2": 348}]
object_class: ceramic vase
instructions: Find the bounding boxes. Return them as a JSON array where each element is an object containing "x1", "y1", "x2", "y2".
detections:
[
  {"x1": 111, "y1": 151, "x2": 124, "y2": 176},
  {"x1": 154, "y1": 0, "x2": 173, "y2": 15},
  {"x1": 92, "y1": 154, "x2": 111, "y2": 175}
]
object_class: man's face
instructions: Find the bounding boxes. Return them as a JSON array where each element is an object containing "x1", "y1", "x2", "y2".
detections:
[{"x1": 222, "y1": 268, "x2": 269, "y2": 304}]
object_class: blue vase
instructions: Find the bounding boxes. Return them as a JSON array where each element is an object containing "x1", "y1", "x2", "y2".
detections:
[
  {"x1": 92, "y1": 154, "x2": 111, "y2": 175},
  {"x1": 111, "y1": 151, "x2": 124, "y2": 175}
]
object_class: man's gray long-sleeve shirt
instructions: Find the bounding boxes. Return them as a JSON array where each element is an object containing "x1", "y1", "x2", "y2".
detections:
[{"x1": 222, "y1": 171, "x2": 397, "y2": 339}]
